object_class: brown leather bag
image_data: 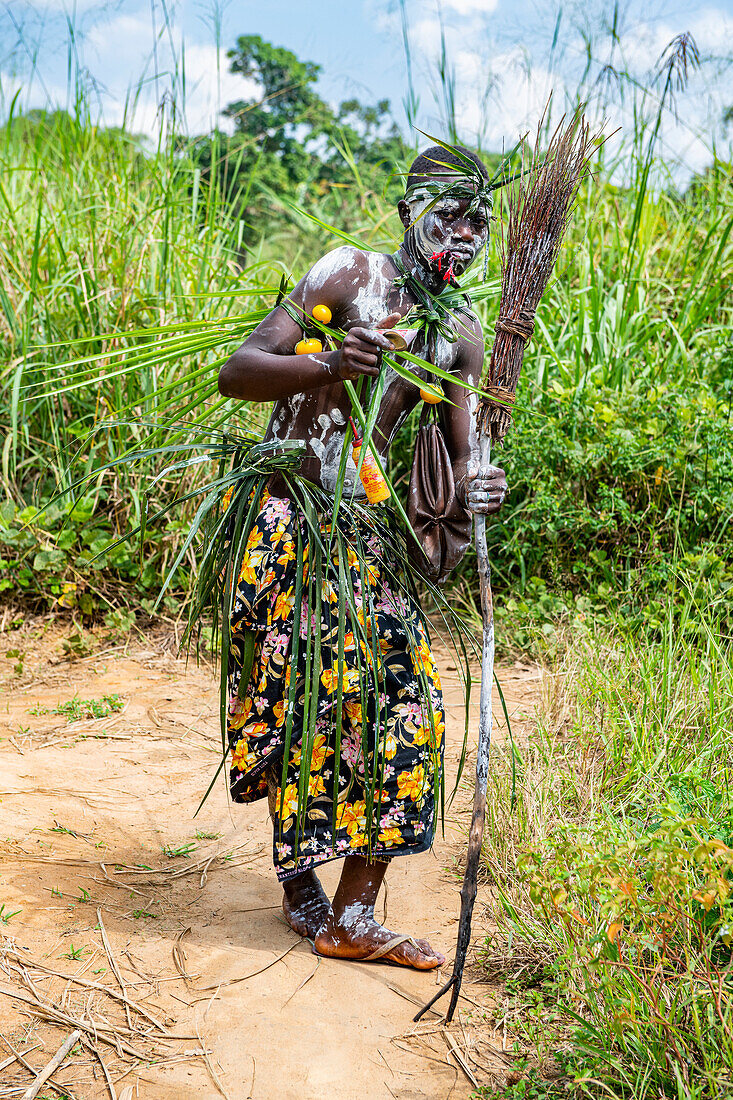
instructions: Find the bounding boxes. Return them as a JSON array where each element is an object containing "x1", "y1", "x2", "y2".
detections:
[{"x1": 406, "y1": 403, "x2": 472, "y2": 585}]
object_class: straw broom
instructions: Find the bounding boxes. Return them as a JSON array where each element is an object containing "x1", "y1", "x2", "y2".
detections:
[{"x1": 415, "y1": 109, "x2": 596, "y2": 1024}]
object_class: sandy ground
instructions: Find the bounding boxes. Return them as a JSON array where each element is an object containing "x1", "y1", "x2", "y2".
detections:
[{"x1": 0, "y1": 617, "x2": 541, "y2": 1099}]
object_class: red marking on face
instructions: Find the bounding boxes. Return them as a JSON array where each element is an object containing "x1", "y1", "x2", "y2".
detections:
[{"x1": 429, "y1": 249, "x2": 456, "y2": 281}]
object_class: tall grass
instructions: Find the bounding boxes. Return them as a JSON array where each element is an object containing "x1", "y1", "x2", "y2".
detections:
[
  {"x1": 480, "y1": 596, "x2": 733, "y2": 1097},
  {"x1": 0, "y1": 106, "x2": 276, "y2": 492},
  {"x1": 0, "y1": 100, "x2": 406, "y2": 484},
  {"x1": 0, "y1": 22, "x2": 731, "y2": 622}
]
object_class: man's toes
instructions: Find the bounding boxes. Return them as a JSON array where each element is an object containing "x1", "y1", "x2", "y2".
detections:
[
  {"x1": 393, "y1": 938, "x2": 444, "y2": 970},
  {"x1": 416, "y1": 937, "x2": 445, "y2": 964}
]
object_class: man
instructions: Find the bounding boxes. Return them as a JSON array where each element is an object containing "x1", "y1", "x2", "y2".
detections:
[{"x1": 218, "y1": 145, "x2": 507, "y2": 970}]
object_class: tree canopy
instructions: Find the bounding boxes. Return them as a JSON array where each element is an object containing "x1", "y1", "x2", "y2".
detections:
[{"x1": 185, "y1": 34, "x2": 407, "y2": 235}]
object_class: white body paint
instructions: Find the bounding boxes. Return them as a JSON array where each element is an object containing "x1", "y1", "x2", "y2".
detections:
[
  {"x1": 353, "y1": 252, "x2": 392, "y2": 325},
  {"x1": 265, "y1": 224, "x2": 486, "y2": 498},
  {"x1": 306, "y1": 245, "x2": 358, "y2": 290}
]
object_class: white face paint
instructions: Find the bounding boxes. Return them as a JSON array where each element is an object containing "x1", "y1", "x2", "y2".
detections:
[{"x1": 405, "y1": 185, "x2": 488, "y2": 278}]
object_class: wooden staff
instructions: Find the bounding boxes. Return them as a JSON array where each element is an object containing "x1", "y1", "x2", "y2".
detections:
[{"x1": 414, "y1": 433, "x2": 494, "y2": 1024}]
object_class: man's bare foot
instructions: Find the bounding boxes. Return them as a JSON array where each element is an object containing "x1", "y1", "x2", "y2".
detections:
[
  {"x1": 314, "y1": 906, "x2": 445, "y2": 970},
  {"x1": 282, "y1": 869, "x2": 332, "y2": 939}
]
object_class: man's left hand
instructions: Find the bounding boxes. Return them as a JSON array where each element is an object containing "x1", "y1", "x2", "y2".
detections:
[{"x1": 464, "y1": 461, "x2": 507, "y2": 514}]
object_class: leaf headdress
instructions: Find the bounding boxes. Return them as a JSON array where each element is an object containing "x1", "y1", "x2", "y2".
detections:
[{"x1": 400, "y1": 130, "x2": 525, "y2": 280}]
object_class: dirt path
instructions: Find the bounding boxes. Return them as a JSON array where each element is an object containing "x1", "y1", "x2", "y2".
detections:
[{"x1": 0, "y1": 621, "x2": 541, "y2": 1099}]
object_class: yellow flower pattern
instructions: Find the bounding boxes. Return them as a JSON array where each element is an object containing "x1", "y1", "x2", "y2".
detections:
[
  {"x1": 226, "y1": 490, "x2": 445, "y2": 882},
  {"x1": 397, "y1": 765, "x2": 427, "y2": 803}
]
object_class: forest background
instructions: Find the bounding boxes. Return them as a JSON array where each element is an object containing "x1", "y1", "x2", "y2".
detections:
[{"x1": 1, "y1": 0, "x2": 733, "y2": 1096}]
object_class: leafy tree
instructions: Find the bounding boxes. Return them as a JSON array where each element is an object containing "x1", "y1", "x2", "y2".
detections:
[
  {"x1": 222, "y1": 35, "x2": 334, "y2": 188},
  {"x1": 184, "y1": 35, "x2": 408, "y2": 240}
]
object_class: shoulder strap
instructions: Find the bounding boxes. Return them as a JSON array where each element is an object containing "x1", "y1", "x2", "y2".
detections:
[
  {"x1": 418, "y1": 400, "x2": 441, "y2": 429},
  {"x1": 417, "y1": 330, "x2": 440, "y2": 429}
]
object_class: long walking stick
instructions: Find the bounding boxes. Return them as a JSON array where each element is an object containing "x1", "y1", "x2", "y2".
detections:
[
  {"x1": 415, "y1": 431, "x2": 495, "y2": 1024},
  {"x1": 415, "y1": 109, "x2": 596, "y2": 1024}
]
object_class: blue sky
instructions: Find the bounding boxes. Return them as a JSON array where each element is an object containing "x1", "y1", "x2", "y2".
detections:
[{"x1": 2, "y1": 0, "x2": 732, "y2": 178}]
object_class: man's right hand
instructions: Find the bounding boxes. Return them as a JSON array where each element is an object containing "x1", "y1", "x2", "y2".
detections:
[{"x1": 334, "y1": 312, "x2": 401, "y2": 380}]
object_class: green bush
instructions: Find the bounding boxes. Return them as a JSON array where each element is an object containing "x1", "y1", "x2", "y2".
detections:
[
  {"x1": 481, "y1": 606, "x2": 733, "y2": 1097},
  {"x1": 510, "y1": 815, "x2": 733, "y2": 1097},
  {"x1": 0, "y1": 493, "x2": 188, "y2": 614},
  {"x1": 482, "y1": 381, "x2": 732, "y2": 642}
]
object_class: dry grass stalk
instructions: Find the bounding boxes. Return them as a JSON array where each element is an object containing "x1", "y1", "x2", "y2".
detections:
[
  {"x1": 109, "y1": 842, "x2": 262, "y2": 883},
  {"x1": 20, "y1": 1029, "x2": 81, "y2": 1100},
  {"x1": 0, "y1": 1041, "x2": 75, "y2": 1100},
  {"x1": 281, "y1": 956, "x2": 320, "y2": 1008},
  {"x1": 0, "y1": 982, "x2": 151, "y2": 1058},
  {"x1": 0, "y1": 933, "x2": 213, "y2": 1097},
  {"x1": 80, "y1": 1039, "x2": 117, "y2": 1100},
  {"x1": 196, "y1": 939, "x2": 301, "y2": 993},
  {"x1": 172, "y1": 927, "x2": 195, "y2": 985},
  {"x1": 97, "y1": 910, "x2": 132, "y2": 1033},
  {"x1": 194, "y1": 1018, "x2": 233, "y2": 1100},
  {"x1": 443, "y1": 1029, "x2": 479, "y2": 1087},
  {"x1": 2, "y1": 947, "x2": 171, "y2": 1035}
]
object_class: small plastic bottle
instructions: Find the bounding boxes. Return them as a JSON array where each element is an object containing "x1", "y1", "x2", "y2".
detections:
[{"x1": 350, "y1": 421, "x2": 390, "y2": 505}]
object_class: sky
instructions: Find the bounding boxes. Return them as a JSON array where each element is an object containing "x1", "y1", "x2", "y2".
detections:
[{"x1": 2, "y1": 0, "x2": 732, "y2": 181}]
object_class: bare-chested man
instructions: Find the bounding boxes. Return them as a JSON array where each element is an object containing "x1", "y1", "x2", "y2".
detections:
[{"x1": 218, "y1": 145, "x2": 507, "y2": 970}]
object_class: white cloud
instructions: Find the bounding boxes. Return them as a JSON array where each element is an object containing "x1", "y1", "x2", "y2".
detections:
[
  {"x1": 78, "y1": 10, "x2": 258, "y2": 136},
  {"x1": 399, "y1": 8, "x2": 559, "y2": 148},
  {"x1": 21, "y1": 0, "x2": 104, "y2": 11},
  {"x1": 613, "y1": 8, "x2": 733, "y2": 76},
  {"x1": 580, "y1": 7, "x2": 733, "y2": 182},
  {"x1": 410, "y1": 14, "x2": 442, "y2": 54},
  {"x1": 182, "y1": 42, "x2": 260, "y2": 134},
  {"x1": 455, "y1": 49, "x2": 559, "y2": 145},
  {"x1": 398, "y1": 0, "x2": 501, "y2": 62},
  {"x1": 687, "y1": 6, "x2": 733, "y2": 51},
  {"x1": 442, "y1": 0, "x2": 498, "y2": 13}
]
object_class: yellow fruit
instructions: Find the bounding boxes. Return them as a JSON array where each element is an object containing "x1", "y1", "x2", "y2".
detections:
[
  {"x1": 295, "y1": 338, "x2": 323, "y2": 354},
  {"x1": 420, "y1": 386, "x2": 444, "y2": 404},
  {"x1": 312, "y1": 304, "x2": 332, "y2": 323}
]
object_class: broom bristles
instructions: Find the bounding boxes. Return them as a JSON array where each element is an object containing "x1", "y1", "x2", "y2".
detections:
[{"x1": 478, "y1": 107, "x2": 597, "y2": 443}]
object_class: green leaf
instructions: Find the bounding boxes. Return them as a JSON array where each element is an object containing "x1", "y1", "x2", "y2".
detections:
[{"x1": 32, "y1": 548, "x2": 66, "y2": 572}]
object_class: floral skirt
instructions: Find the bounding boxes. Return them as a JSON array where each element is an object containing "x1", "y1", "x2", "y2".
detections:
[{"x1": 226, "y1": 490, "x2": 445, "y2": 881}]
